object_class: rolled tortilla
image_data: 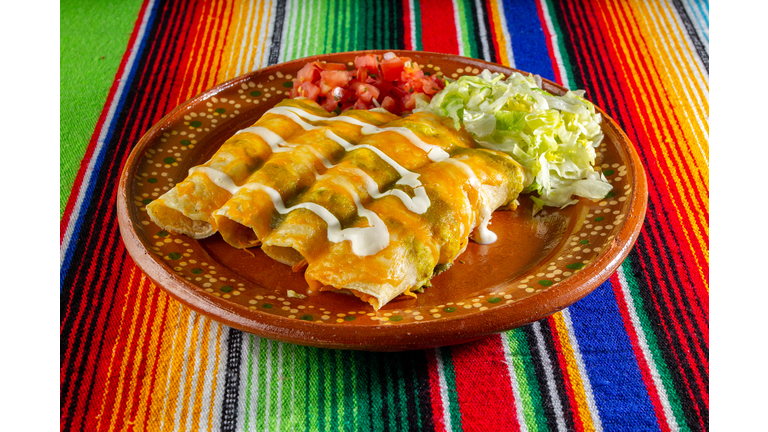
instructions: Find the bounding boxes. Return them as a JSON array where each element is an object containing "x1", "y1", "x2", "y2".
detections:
[
  {"x1": 146, "y1": 98, "x2": 330, "y2": 238},
  {"x1": 304, "y1": 148, "x2": 526, "y2": 309},
  {"x1": 260, "y1": 111, "x2": 476, "y2": 265},
  {"x1": 212, "y1": 109, "x2": 400, "y2": 250}
]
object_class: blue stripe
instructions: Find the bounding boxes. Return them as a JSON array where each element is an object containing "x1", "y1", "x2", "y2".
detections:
[
  {"x1": 567, "y1": 280, "x2": 661, "y2": 431},
  {"x1": 685, "y1": 0, "x2": 709, "y2": 43},
  {"x1": 501, "y1": 0, "x2": 555, "y2": 81},
  {"x1": 60, "y1": 0, "x2": 160, "y2": 290}
]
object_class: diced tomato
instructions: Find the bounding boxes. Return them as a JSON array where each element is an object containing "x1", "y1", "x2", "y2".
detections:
[
  {"x1": 354, "y1": 54, "x2": 379, "y2": 74},
  {"x1": 319, "y1": 62, "x2": 347, "y2": 71},
  {"x1": 297, "y1": 62, "x2": 321, "y2": 84},
  {"x1": 299, "y1": 81, "x2": 320, "y2": 101},
  {"x1": 321, "y1": 98, "x2": 339, "y2": 112},
  {"x1": 381, "y1": 96, "x2": 396, "y2": 112},
  {"x1": 401, "y1": 92, "x2": 416, "y2": 110},
  {"x1": 320, "y1": 70, "x2": 351, "y2": 88},
  {"x1": 290, "y1": 52, "x2": 444, "y2": 115},
  {"x1": 380, "y1": 57, "x2": 405, "y2": 81}
]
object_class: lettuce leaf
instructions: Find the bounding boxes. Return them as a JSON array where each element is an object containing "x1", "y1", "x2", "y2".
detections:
[{"x1": 416, "y1": 69, "x2": 612, "y2": 214}]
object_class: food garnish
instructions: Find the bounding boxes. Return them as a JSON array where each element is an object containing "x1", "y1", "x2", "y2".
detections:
[{"x1": 417, "y1": 69, "x2": 612, "y2": 213}]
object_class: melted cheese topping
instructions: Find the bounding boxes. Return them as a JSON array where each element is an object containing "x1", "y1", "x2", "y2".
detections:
[{"x1": 200, "y1": 105, "x2": 502, "y2": 256}]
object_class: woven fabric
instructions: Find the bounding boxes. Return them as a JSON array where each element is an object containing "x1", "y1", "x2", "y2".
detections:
[{"x1": 60, "y1": 0, "x2": 709, "y2": 430}]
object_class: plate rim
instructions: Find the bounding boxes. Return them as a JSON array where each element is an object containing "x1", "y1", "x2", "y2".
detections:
[{"x1": 117, "y1": 50, "x2": 648, "y2": 351}]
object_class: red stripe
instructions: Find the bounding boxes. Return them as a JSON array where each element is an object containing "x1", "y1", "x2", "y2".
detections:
[
  {"x1": 450, "y1": 335, "x2": 521, "y2": 431},
  {"x1": 402, "y1": 0, "x2": 413, "y2": 50},
  {"x1": 418, "y1": 0, "x2": 459, "y2": 55},
  {"x1": 177, "y1": 0, "x2": 217, "y2": 102},
  {"x1": 608, "y1": 273, "x2": 672, "y2": 432},
  {"x1": 544, "y1": 318, "x2": 586, "y2": 432},
  {"x1": 533, "y1": 0, "x2": 565, "y2": 86},
  {"x1": 597, "y1": 0, "x2": 710, "y2": 305},
  {"x1": 426, "y1": 349, "x2": 449, "y2": 431},
  {"x1": 60, "y1": 0, "x2": 151, "y2": 243},
  {"x1": 576, "y1": 0, "x2": 710, "y2": 297},
  {"x1": 582, "y1": 0, "x2": 710, "y2": 359},
  {"x1": 636, "y1": 232, "x2": 707, "y2": 428}
]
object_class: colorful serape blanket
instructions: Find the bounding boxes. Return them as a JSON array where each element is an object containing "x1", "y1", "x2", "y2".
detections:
[{"x1": 60, "y1": 0, "x2": 709, "y2": 430}]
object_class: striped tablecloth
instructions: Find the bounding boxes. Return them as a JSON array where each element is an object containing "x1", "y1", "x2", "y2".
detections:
[{"x1": 60, "y1": 0, "x2": 709, "y2": 430}]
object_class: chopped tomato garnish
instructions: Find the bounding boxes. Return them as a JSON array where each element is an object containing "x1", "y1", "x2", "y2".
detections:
[{"x1": 290, "y1": 52, "x2": 444, "y2": 115}]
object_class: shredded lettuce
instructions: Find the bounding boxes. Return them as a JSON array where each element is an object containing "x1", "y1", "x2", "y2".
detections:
[{"x1": 416, "y1": 69, "x2": 612, "y2": 213}]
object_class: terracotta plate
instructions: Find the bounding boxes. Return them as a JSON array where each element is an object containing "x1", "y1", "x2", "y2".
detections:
[{"x1": 117, "y1": 51, "x2": 647, "y2": 351}]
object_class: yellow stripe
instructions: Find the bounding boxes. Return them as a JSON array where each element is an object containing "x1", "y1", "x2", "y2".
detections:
[
  {"x1": 105, "y1": 272, "x2": 150, "y2": 431},
  {"x1": 92, "y1": 266, "x2": 139, "y2": 430},
  {"x1": 552, "y1": 312, "x2": 596, "y2": 432},
  {"x1": 601, "y1": 0, "x2": 709, "y2": 289},
  {"x1": 208, "y1": 0, "x2": 236, "y2": 90},
  {"x1": 159, "y1": 305, "x2": 194, "y2": 429},
  {"x1": 257, "y1": 0, "x2": 274, "y2": 69},
  {"x1": 129, "y1": 284, "x2": 171, "y2": 430},
  {"x1": 219, "y1": 0, "x2": 248, "y2": 81},
  {"x1": 488, "y1": 0, "x2": 510, "y2": 66}
]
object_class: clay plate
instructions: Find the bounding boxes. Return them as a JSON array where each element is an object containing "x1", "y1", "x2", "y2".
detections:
[{"x1": 117, "y1": 51, "x2": 647, "y2": 351}]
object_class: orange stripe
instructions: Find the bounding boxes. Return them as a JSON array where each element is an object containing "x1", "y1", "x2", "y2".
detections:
[
  {"x1": 129, "y1": 286, "x2": 171, "y2": 431},
  {"x1": 600, "y1": 0, "x2": 709, "y2": 288},
  {"x1": 176, "y1": 314, "x2": 204, "y2": 431},
  {"x1": 488, "y1": 0, "x2": 510, "y2": 66},
  {"x1": 93, "y1": 265, "x2": 140, "y2": 430},
  {"x1": 159, "y1": 305, "x2": 194, "y2": 429},
  {"x1": 188, "y1": 319, "x2": 214, "y2": 430},
  {"x1": 552, "y1": 312, "x2": 596, "y2": 432}
]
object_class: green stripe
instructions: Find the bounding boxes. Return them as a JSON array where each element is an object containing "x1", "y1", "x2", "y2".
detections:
[
  {"x1": 505, "y1": 330, "x2": 549, "y2": 431},
  {"x1": 454, "y1": 0, "x2": 474, "y2": 58},
  {"x1": 279, "y1": 344, "x2": 294, "y2": 431},
  {"x1": 412, "y1": 0, "x2": 423, "y2": 51},
  {"x1": 440, "y1": 347, "x2": 464, "y2": 431},
  {"x1": 622, "y1": 260, "x2": 691, "y2": 431},
  {"x1": 60, "y1": 0, "x2": 143, "y2": 218},
  {"x1": 293, "y1": 345, "x2": 310, "y2": 430},
  {"x1": 267, "y1": 341, "x2": 282, "y2": 431},
  {"x1": 354, "y1": 352, "x2": 372, "y2": 431},
  {"x1": 254, "y1": 338, "x2": 269, "y2": 427},
  {"x1": 542, "y1": 0, "x2": 577, "y2": 88},
  {"x1": 242, "y1": 335, "x2": 256, "y2": 429}
]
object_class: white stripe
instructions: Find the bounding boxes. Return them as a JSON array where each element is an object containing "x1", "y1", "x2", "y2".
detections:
[
  {"x1": 451, "y1": 0, "x2": 465, "y2": 57},
  {"x1": 297, "y1": 0, "x2": 310, "y2": 59},
  {"x1": 157, "y1": 306, "x2": 193, "y2": 431},
  {"x1": 641, "y1": 0, "x2": 709, "y2": 163},
  {"x1": 561, "y1": 309, "x2": 604, "y2": 432},
  {"x1": 616, "y1": 266, "x2": 680, "y2": 431},
  {"x1": 274, "y1": 342, "x2": 284, "y2": 432},
  {"x1": 178, "y1": 314, "x2": 207, "y2": 430},
  {"x1": 681, "y1": 0, "x2": 708, "y2": 46},
  {"x1": 408, "y1": 0, "x2": 418, "y2": 50},
  {"x1": 254, "y1": 0, "x2": 274, "y2": 70},
  {"x1": 246, "y1": 335, "x2": 263, "y2": 431},
  {"x1": 434, "y1": 348, "x2": 453, "y2": 432},
  {"x1": 493, "y1": 0, "x2": 515, "y2": 67},
  {"x1": 262, "y1": 339, "x2": 275, "y2": 429},
  {"x1": 531, "y1": 321, "x2": 568, "y2": 432},
  {"x1": 500, "y1": 333, "x2": 530, "y2": 432},
  {"x1": 663, "y1": 0, "x2": 709, "y2": 76},
  {"x1": 303, "y1": 0, "x2": 315, "y2": 57},
  {"x1": 473, "y1": 0, "x2": 492, "y2": 61},
  {"x1": 196, "y1": 320, "x2": 226, "y2": 431},
  {"x1": 536, "y1": 0, "x2": 572, "y2": 89},
  {"x1": 60, "y1": 0, "x2": 156, "y2": 266}
]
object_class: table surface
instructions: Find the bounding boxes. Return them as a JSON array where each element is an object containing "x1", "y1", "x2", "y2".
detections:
[{"x1": 60, "y1": 0, "x2": 709, "y2": 430}]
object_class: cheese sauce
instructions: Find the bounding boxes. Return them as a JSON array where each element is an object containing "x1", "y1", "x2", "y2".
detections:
[{"x1": 201, "y1": 105, "x2": 501, "y2": 256}]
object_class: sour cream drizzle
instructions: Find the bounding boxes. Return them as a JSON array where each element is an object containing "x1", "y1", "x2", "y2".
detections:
[{"x1": 198, "y1": 105, "x2": 501, "y2": 257}]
